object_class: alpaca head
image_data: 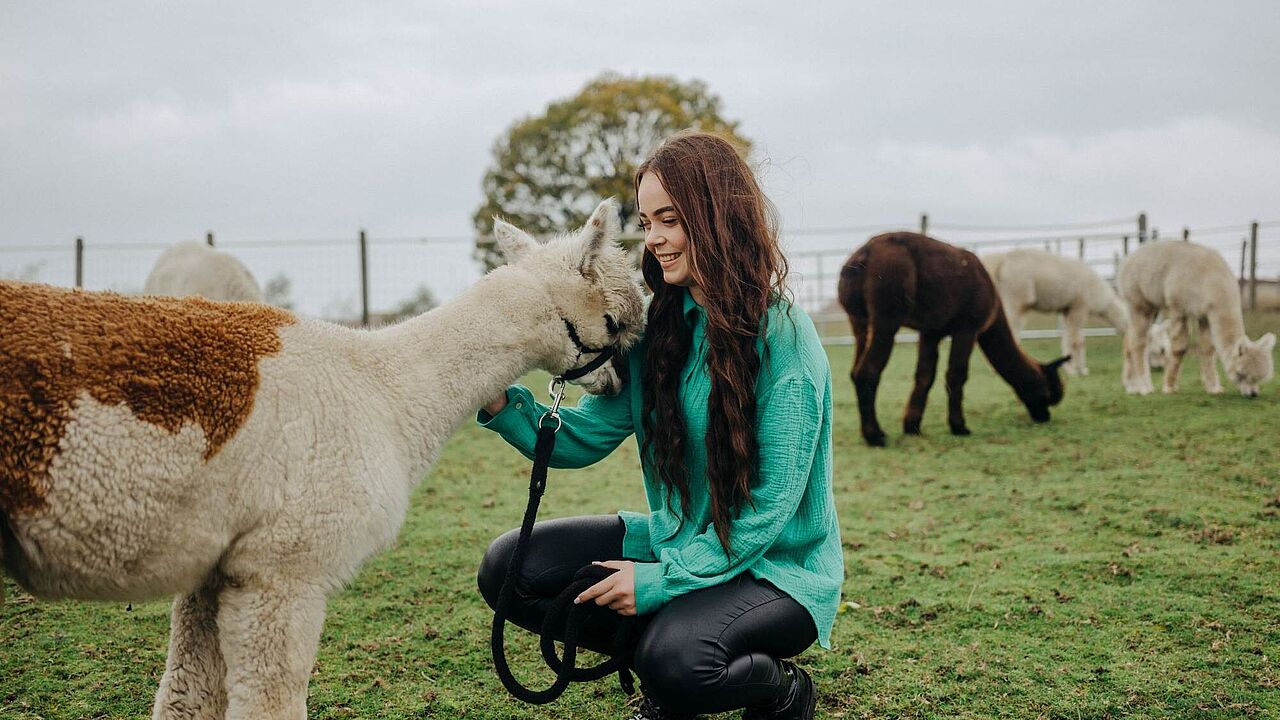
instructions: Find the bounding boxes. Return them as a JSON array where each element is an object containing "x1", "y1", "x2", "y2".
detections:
[
  {"x1": 492, "y1": 198, "x2": 645, "y2": 395},
  {"x1": 1224, "y1": 333, "x2": 1275, "y2": 397},
  {"x1": 1019, "y1": 355, "x2": 1069, "y2": 423},
  {"x1": 1146, "y1": 320, "x2": 1171, "y2": 369}
]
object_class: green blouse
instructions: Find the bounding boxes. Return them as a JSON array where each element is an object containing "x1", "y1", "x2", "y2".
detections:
[{"x1": 479, "y1": 288, "x2": 843, "y2": 647}]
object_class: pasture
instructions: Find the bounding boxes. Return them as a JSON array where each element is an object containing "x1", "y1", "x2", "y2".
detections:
[{"x1": 2, "y1": 313, "x2": 1278, "y2": 719}]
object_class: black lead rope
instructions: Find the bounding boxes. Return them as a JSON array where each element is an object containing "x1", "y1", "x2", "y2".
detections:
[{"x1": 489, "y1": 377, "x2": 636, "y2": 705}]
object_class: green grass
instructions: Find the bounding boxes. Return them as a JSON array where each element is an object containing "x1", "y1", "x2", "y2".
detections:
[{"x1": 3, "y1": 313, "x2": 1279, "y2": 719}]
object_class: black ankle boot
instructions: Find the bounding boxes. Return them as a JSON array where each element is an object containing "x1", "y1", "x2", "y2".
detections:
[
  {"x1": 627, "y1": 693, "x2": 699, "y2": 720},
  {"x1": 741, "y1": 661, "x2": 816, "y2": 720}
]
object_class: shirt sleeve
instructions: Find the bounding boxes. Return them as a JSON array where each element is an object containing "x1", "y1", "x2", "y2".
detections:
[
  {"x1": 478, "y1": 382, "x2": 635, "y2": 469},
  {"x1": 632, "y1": 374, "x2": 822, "y2": 615}
]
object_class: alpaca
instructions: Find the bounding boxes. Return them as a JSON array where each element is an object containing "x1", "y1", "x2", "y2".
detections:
[
  {"x1": 0, "y1": 199, "x2": 645, "y2": 720},
  {"x1": 838, "y1": 232, "x2": 1068, "y2": 447},
  {"x1": 980, "y1": 248, "x2": 1128, "y2": 377},
  {"x1": 144, "y1": 242, "x2": 265, "y2": 303},
  {"x1": 1146, "y1": 318, "x2": 1172, "y2": 370},
  {"x1": 1117, "y1": 240, "x2": 1275, "y2": 396}
]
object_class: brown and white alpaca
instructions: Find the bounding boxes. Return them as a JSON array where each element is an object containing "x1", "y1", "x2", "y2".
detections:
[
  {"x1": 981, "y1": 248, "x2": 1129, "y2": 377},
  {"x1": 144, "y1": 241, "x2": 265, "y2": 303},
  {"x1": 838, "y1": 232, "x2": 1068, "y2": 447},
  {"x1": 0, "y1": 199, "x2": 645, "y2": 720},
  {"x1": 1117, "y1": 240, "x2": 1274, "y2": 396}
]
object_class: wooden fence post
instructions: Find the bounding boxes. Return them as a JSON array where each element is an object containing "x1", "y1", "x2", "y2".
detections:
[
  {"x1": 1182, "y1": 226, "x2": 1189, "y2": 241},
  {"x1": 75, "y1": 236, "x2": 84, "y2": 288},
  {"x1": 1249, "y1": 221, "x2": 1259, "y2": 311},
  {"x1": 1138, "y1": 212, "x2": 1147, "y2": 244},
  {"x1": 920, "y1": 213, "x2": 928, "y2": 235},
  {"x1": 1123, "y1": 235, "x2": 1129, "y2": 256},
  {"x1": 206, "y1": 232, "x2": 215, "y2": 247},
  {"x1": 1078, "y1": 238, "x2": 1085, "y2": 259},
  {"x1": 359, "y1": 230, "x2": 370, "y2": 327}
]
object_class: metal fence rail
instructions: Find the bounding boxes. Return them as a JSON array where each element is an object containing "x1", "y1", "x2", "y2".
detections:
[{"x1": 3, "y1": 213, "x2": 1276, "y2": 326}]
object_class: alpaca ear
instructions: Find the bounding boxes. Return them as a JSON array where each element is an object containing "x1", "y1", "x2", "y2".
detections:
[
  {"x1": 577, "y1": 197, "x2": 621, "y2": 279},
  {"x1": 1045, "y1": 356, "x2": 1071, "y2": 371},
  {"x1": 1259, "y1": 333, "x2": 1276, "y2": 352},
  {"x1": 492, "y1": 217, "x2": 536, "y2": 265}
]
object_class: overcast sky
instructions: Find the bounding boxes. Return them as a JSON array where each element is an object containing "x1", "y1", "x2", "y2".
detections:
[{"x1": 3, "y1": 1, "x2": 1278, "y2": 312}]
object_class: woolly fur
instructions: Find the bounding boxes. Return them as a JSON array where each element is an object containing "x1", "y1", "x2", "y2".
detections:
[
  {"x1": 0, "y1": 199, "x2": 644, "y2": 719},
  {"x1": 1116, "y1": 241, "x2": 1275, "y2": 396},
  {"x1": 144, "y1": 242, "x2": 265, "y2": 303},
  {"x1": 981, "y1": 248, "x2": 1129, "y2": 377}
]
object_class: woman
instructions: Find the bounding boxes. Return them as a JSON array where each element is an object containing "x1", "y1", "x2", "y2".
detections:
[{"x1": 477, "y1": 130, "x2": 843, "y2": 720}]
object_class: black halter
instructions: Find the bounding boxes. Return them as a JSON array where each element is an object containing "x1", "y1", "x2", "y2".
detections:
[{"x1": 558, "y1": 318, "x2": 616, "y2": 381}]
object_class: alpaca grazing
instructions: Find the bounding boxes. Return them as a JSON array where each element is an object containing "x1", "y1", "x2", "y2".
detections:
[
  {"x1": 144, "y1": 241, "x2": 265, "y2": 303},
  {"x1": 838, "y1": 232, "x2": 1069, "y2": 447},
  {"x1": 1117, "y1": 240, "x2": 1274, "y2": 396},
  {"x1": 980, "y1": 248, "x2": 1128, "y2": 376},
  {"x1": 0, "y1": 199, "x2": 645, "y2": 720}
]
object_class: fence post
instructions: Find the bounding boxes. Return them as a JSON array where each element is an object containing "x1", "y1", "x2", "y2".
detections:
[
  {"x1": 206, "y1": 232, "x2": 215, "y2": 247},
  {"x1": 919, "y1": 213, "x2": 928, "y2": 235},
  {"x1": 1138, "y1": 212, "x2": 1147, "y2": 244},
  {"x1": 1122, "y1": 235, "x2": 1129, "y2": 256},
  {"x1": 359, "y1": 230, "x2": 370, "y2": 327},
  {"x1": 1151, "y1": 228, "x2": 1160, "y2": 242},
  {"x1": 1078, "y1": 238, "x2": 1085, "y2": 259},
  {"x1": 1249, "y1": 221, "x2": 1258, "y2": 311},
  {"x1": 1240, "y1": 238, "x2": 1248, "y2": 288},
  {"x1": 1182, "y1": 226, "x2": 1189, "y2": 241},
  {"x1": 75, "y1": 236, "x2": 84, "y2": 288}
]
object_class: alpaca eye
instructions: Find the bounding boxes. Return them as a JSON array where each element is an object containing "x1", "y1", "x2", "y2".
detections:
[{"x1": 604, "y1": 314, "x2": 622, "y2": 336}]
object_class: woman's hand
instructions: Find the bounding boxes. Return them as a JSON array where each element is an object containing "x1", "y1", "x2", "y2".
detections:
[
  {"x1": 575, "y1": 560, "x2": 637, "y2": 616},
  {"x1": 482, "y1": 391, "x2": 509, "y2": 416}
]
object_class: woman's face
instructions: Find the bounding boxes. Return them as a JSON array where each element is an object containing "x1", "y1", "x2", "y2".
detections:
[{"x1": 638, "y1": 172, "x2": 696, "y2": 291}]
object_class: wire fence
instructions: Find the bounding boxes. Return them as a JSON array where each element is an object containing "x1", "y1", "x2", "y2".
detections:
[{"x1": 3, "y1": 213, "x2": 1277, "y2": 331}]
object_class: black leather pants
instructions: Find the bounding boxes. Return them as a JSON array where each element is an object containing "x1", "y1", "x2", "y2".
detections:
[{"x1": 478, "y1": 515, "x2": 818, "y2": 715}]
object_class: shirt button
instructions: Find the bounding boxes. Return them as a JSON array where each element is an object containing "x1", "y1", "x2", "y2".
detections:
[{"x1": 515, "y1": 402, "x2": 523, "y2": 409}]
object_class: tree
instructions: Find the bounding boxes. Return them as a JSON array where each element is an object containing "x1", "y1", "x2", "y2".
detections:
[
  {"x1": 382, "y1": 285, "x2": 437, "y2": 324},
  {"x1": 262, "y1": 272, "x2": 294, "y2": 310},
  {"x1": 472, "y1": 73, "x2": 750, "y2": 270}
]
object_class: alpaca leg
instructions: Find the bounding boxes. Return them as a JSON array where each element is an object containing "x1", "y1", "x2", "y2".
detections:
[
  {"x1": 1006, "y1": 307, "x2": 1026, "y2": 340},
  {"x1": 945, "y1": 331, "x2": 976, "y2": 436},
  {"x1": 851, "y1": 316, "x2": 869, "y2": 371},
  {"x1": 218, "y1": 578, "x2": 327, "y2": 720},
  {"x1": 1196, "y1": 317, "x2": 1223, "y2": 394},
  {"x1": 852, "y1": 319, "x2": 899, "y2": 447},
  {"x1": 1123, "y1": 309, "x2": 1155, "y2": 394},
  {"x1": 903, "y1": 332, "x2": 942, "y2": 435},
  {"x1": 152, "y1": 580, "x2": 227, "y2": 720},
  {"x1": 1162, "y1": 315, "x2": 1190, "y2": 394},
  {"x1": 1062, "y1": 305, "x2": 1088, "y2": 376}
]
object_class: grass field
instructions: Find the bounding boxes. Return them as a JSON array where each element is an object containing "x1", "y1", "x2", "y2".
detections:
[{"x1": 3, "y1": 312, "x2": 1278, "y2": 719}]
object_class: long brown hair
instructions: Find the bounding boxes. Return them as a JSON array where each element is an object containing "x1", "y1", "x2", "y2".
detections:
[{"x1": 635, "y1": 130, "x2": 788, "y2": 554}]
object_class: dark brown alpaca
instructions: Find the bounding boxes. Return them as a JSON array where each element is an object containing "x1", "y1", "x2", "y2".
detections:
[{"x1": 838, "y1": 232, "x2": 1069, "y2": 446}]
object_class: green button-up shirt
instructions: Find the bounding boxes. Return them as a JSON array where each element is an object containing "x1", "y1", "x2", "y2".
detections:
[{"x1": 480, "y1": 288, "x2": 843, "y2": 647}]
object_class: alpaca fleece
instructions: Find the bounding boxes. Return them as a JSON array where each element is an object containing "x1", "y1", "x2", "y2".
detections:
[{"x1": 0, "y1": 281, "x2": 293, "y2": 516}]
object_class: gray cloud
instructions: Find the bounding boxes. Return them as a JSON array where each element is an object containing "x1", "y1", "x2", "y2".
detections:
[{"x1": 2, "y1": 1, "x2": 1278, "y2": 308}]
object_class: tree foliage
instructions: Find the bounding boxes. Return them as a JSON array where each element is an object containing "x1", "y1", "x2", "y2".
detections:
[{"x1": 472, "y1": 73, "x2": 750, "y2": 270}]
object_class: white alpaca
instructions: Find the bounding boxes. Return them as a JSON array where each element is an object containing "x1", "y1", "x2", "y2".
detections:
[
  {"x1": 144, "y1": 242, "x2": 265, "y2": 303},
  {"x1": 0, "y1": 199, "x2": 645, "y2": 720},
  {"x1": 1146, "y1": 318, "x2": 1172, "y2": 369},
  {"x1": 980, "y1": 248, "x2": 1129, "y2": 376},
  {"x1": 1117, "y1": 240, "x2": 1275, "y2": 396}
]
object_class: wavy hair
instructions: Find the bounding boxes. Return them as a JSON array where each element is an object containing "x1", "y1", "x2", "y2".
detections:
[{"x1": 635, "y1": 130, "x2": 788, "y2": 554}]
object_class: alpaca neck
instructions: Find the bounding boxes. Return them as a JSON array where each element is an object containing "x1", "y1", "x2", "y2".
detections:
[
  {"x1": 373, "y1": 267, "x2": 558, "y2": 477},
  {"x1": 1208, "y1": 289, "x2": 1248, "y2": 358},
  {"x1": 977, "y1": 308, "x2": 1043, "y2": 390}
]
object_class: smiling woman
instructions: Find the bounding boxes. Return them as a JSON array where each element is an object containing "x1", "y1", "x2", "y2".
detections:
[{"x1": 476, "y1": 131, "x2": 843, "y2": 720}]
